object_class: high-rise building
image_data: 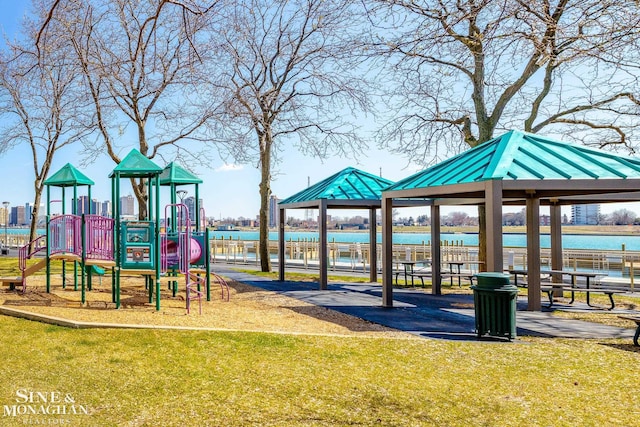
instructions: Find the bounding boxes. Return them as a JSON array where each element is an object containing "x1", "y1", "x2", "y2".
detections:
[
  {"x1": 269, "y1": 195, "x2": 279, "y2": 228},
  {"x1": 572, "y1": 204, "x2": 600, "y2": 225},
  {"x1": 0, "y1": 207, "x2": 8, "y2": 226},
  {"x1": 90, "y1": 199, "x2": 101, "y2": 215},
  {"x1": 10, "y1": 205, "x2": 26, "y2": 226},
  {"x1": 119, "y1": 195, "x2": 135, "y2": 216},
  {"x1": 183, "y1": 196, "x2": 203, "y2": 224},
  {"x1": 184, "y1": 196, "x2": 196, "y2": 222},
  {"x1": 24, "y1": 203, "x2": 33, "y2": 224},
  {"x1": 76, "y1": 195, "x2": 90, "y2": 214},
  {"x1": 101, "y1": 200, "x2": 112, "y2": 217}
]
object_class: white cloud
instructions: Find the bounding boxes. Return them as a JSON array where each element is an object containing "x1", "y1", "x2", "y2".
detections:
[{"x1": 215, "y1": 163, "x2": 244, "y2": 172}]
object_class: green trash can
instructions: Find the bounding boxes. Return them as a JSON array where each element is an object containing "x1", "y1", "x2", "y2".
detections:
[{"x1": 471, "y1": 272, "x2": 518, "y2": 340}]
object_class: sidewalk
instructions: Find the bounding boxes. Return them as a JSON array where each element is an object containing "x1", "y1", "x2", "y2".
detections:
[{"x1": 213, "y1": 264, "x2": 636, "y2": 342}]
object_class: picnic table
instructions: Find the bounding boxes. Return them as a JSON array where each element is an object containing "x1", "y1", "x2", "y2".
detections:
[
  {"x1": 395, "y1": 261, "x2": 432, "y2": 287},
  {"x1": 395, "y1": 260, "x2": 481, "y2": 288},
  {"x1": 507, "y1": 269, "x2": 624, "y2": 310},
  {"x1": 442, "y1": 261, "x2": 482, "y2": 287}
]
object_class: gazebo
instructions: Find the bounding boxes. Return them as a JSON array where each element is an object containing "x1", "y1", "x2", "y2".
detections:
[
  {"x1": 159, "y1": 162, "x2": 204, "y2": 231},
  {"x1": 381, "y1": 130, "x2": 640, "y2": 310},
  {"x1": 278, "y1": 167, "x2": 394, "y2": 289},
  {"x1": 43, "y1": 163, "x2": 96, "y2": 292},
  {"x1": 110, "y1": 149, "x2": 164, "y2": 310}
]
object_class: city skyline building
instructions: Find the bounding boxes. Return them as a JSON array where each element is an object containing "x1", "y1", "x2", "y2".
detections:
[
  {"x1": 0, "y1": 207, "x2": 8, "y2": 226},
  {"x1": 10, "y1": 205, "x2": 26, "y2": 226},
  {"x1": 101, "y1": 200, "x2": 111, "y2": 217},
  {"x1": 181, "y1": 196, "x2": 204, "y2": 225},
  {"x1": 269, "y1": 195, "x2": 279, "y2": 228},
  {"x1": 24, "y1": 202, "x2": 33, "y2": 224},
  {"x1": 76, "y1": 195, "x2": 90, "y2": 215},
  {"x1": 119, "y1": 195, "x2": 135, "y2": 216},
  {"x1": 572, "y1": 204, "x2": 600, "y2": 225}
]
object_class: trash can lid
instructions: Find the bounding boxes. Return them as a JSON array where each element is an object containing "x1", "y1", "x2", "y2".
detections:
[
  {"x1": 474, "y1": 272, "x2": 510, "y2": 280},
  {"x1": 474, "y1": 272, "x2": 511, "y2": 288}
]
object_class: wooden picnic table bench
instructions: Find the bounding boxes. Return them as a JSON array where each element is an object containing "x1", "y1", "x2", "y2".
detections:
[
  {"x1": 539, "y1": 285, "x2": 625, "y2": 310},
  {"x1": 395, "y1": 261, "x2": 478, "y2": 288},
  {"x1": 442, "y1": 261, "x2": 481, "y2": 287},
  {"x1": 395, "y1": 261, "x2": 432, "y2": 287},
  {"x1": 508, "y1": 269, "x2": 624, "y2": 310},
  {"x1": 618, "y1": 316, "x2": 640, "y2": 346},
  {"x1": 441, "y1": 271, "x2": 475, "y2": 287}
]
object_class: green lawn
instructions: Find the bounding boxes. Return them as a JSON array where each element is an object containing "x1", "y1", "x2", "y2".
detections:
[{"x1": 0, "y1": 316, "x2": 639, "y2": 426}]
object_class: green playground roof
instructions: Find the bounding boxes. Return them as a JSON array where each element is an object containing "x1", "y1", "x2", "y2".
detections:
[
  {"x1": 109, "y1": 149, "x2": 163, "y2": 178},
  {"x1": 386, "y1": 130, "x2": 640, "y2": 192},
  {"x1": 159, "y1": 162, "x2": 203, "y2": 185},
  {"x1": 44, "y1": 163, "x2": 95, "y2": 187},
  {"x1": 279, "y1": 167, "x2": 394, "y2": 208}
]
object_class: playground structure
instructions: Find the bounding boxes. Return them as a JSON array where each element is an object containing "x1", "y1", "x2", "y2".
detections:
[{"x1": 3, "y1": 151, "x2": 229, "y2": 314}]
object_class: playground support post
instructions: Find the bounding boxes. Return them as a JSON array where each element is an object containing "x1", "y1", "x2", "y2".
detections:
[
  {"x1": 154, "y1": 175, "x2": 161, "y2": 311},
  {"x1": 2, "y1": 201, "x2": 8, "y2": 254},
  {"x1": 206, "y1": 227, "x2": 211, "y2": 301}
]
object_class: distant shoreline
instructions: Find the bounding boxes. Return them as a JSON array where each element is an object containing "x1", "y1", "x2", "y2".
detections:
[
  {"x1": 264, "y1": 225, "x2": 640, "y2": 236},
  {"x1": 9, "y1": 224, "x2": 640, "y2": 236}
]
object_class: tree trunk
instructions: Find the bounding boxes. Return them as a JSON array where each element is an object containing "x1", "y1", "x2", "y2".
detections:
[
  {"x1": 28, "y1": 189, "x2": 43, "y2": 252},
  {"x1": 131, "y1": 178, "x2": 149, "y2": 220},
  {"x1": 258, "y1": 137, "x2": 272, "y2": 272}
]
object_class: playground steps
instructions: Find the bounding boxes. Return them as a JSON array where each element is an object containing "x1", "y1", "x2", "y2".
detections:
[
  {"x1": 84, "y1": 259, "x2": 116, "y2": 268},
  {"x1": 118, "y1": 269, "x2": 156, "y2": 276},
  {"x1": 187, "y1": 270, "x2": 230, "y2": 302},
  {"x1": 49, "y1": 253, "x2": 82, "y2": 262},
  {"x1": 23, "y1": 259, "x2": 48, "y2": 277},
  {"x1": 0, "y1": 277, "x2": 22, "y2": 290},
  {"x1": 185, "y1": 271, "x2": 206, "y2": 314}
]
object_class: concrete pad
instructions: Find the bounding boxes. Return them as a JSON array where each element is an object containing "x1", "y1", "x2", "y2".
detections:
[{"x1": 216, "y1": 265, "x2": 637, "y2": 342}]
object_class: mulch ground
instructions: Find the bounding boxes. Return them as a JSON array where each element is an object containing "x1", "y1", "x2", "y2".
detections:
[{"x1": 0, "y1": 274, "x2": 416, "y2": 339}]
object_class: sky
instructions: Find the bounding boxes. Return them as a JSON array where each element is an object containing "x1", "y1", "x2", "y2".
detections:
[
  {"x1": 0, "y1": 2, "x2": 637, "y2": 221},
  {"x1": 0, "y1": 2, "x2": 426, "y2": 220}
]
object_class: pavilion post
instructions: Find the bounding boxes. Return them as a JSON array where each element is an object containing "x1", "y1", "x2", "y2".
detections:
[
  {"x1": 485, "y1": 180, "x2": 504, "y2": 272},
  {"x1": 550, "y1": 202, "x2": 563, "y2": 277},
  {"x1": 318, "y1": 200, "x2": 328, "y2": 290},
  {"x1": 549, "y1": 202, "x2": 565, "y2": 300},
  {"x1": 526, "y1": 195, "x2": 542, "y2": 311},
  {"x1": 430, "y1": 204, "x2": 441, "y2": 295},
  {"x1": 369, "y1": 207, "x2": 377, "y2": 283},
  {"x1": 278, "y1": 206, "x2": 285, "y2": 281},
  {"x1": 381, "y1": 195, "x2": 393, "y2": 307}
]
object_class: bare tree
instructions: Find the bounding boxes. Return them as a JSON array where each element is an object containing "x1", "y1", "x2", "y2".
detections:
[
  {"x1": 0, "y1": 1, "x2": 91, "y2": 246},
  {"x1": 366, "y1": 1, "x2": 640, "y2": 267},
  {"x1": 210, "y1": 0, "x2": 372, "y2": 272},
  {"x1": 48, "y1": 0, "x2": 221, "y2": 218},
  {"x1": 609, "y1": 209, "x2": 636, "y2": 226}
]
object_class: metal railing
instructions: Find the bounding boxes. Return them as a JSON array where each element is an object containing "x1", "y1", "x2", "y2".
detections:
[
  {"x1": 49, "y1": 215, "x2": 82, "y2": 257},
  {"x1": 83, "y1": 215, "x2": 114, "y2": 260}
]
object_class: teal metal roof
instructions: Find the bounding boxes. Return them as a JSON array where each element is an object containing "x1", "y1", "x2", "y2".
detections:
[
  {"x1": 109, "y1": 149, "x2": 163, "y2": 178},
  {"x1": 280, "y1": 167, "x2": 394, "y2": 205},
  {"x1": 44, "y1": 163, "x2": 95, "y2": 187},
  {"x1": 159, "y1": 162, "x2": 203, "y2": 185},
  {"x1": 387, "y1": 130, "x2": 640, "y2": 191}
]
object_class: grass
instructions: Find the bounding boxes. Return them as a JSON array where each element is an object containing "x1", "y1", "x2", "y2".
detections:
[
  {"x1": 2, "y1": 258, "x2": 640, "y2": 425},
  {"x1": 0, "y1": 316, "x2": 639, "y2": 426},
  {"x1": 0, "y1": 257, "x2": 65, "y2": 276}
]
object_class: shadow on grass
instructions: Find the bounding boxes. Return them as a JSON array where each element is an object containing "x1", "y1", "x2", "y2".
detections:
[
  {"x1": 285, "y1": 304, "x2": 390, "y2": 333},
  {"x1": 600, "y1": 342, "x2": 640, "y2": 353}
]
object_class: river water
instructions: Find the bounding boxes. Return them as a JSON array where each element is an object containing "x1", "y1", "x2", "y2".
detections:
[
  {"x1": 210, "y1": 230, "x2": 640, "y2": 251},
  {"x1": 9, "y1": 228, "x2": 640, "y2": 251}
]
